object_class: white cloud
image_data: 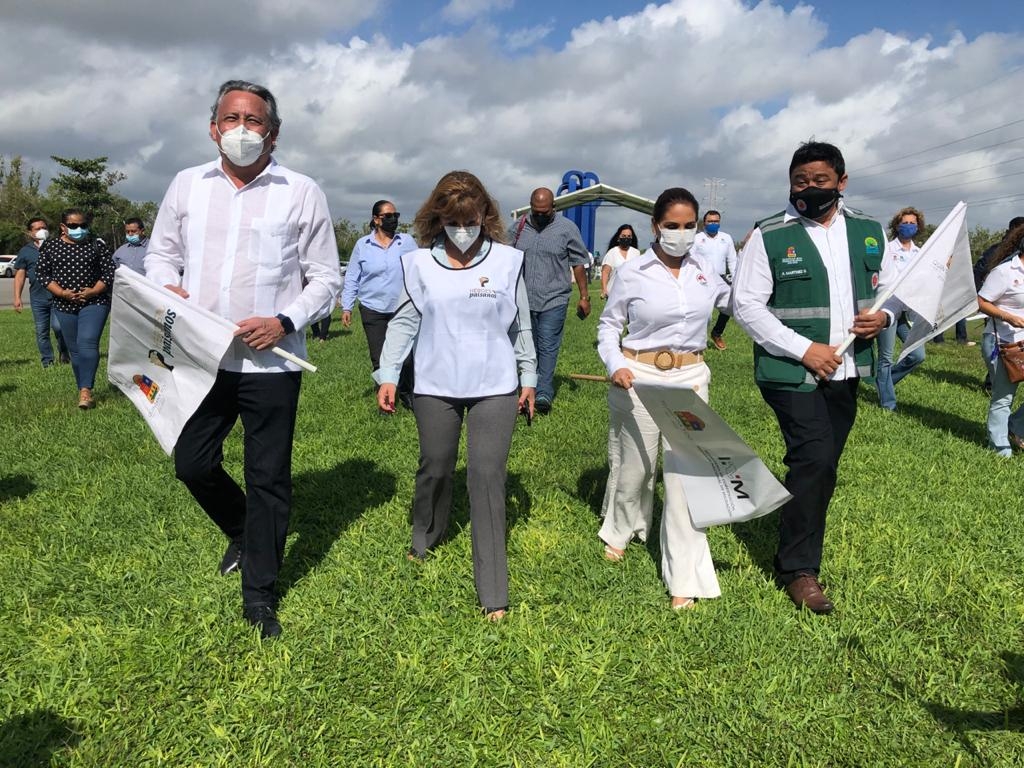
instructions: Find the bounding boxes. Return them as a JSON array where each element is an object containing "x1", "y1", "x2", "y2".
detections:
[
  {"x1": 0, "y1": 0, "x2": 1021, "y2": 247},
  {"x1": 441, "y1": 0, "x2": 514, "y2": 24},
  {"x1": 505, "y1": 23, "x2": 553, "y2": 51}
]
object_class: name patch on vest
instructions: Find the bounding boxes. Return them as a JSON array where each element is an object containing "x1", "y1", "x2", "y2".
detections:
[{"x1": 778, "y1": 267, "x2": 809, "y2": 280}]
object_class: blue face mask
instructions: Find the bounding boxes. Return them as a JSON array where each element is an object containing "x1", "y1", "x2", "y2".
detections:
[
  {"x1": 67, "y1": 227, "x2": 89, "y2": 241},
  {"x1": 897, "y1": 222, "x2": 918, "y2": 240},
  {"x1": 126, "y1": 234, "x2": 141, "y2": 245},
  {"x1": 705, "y1": 222, "x2": 720, "y2": 236}
]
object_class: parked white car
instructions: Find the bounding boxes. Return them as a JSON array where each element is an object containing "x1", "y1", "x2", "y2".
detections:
[{"x1": 0, "y1": 255, "x2": 17, "y2": 277}]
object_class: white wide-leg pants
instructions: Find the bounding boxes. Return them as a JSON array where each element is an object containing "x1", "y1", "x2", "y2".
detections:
[{"x1": 598, "y1": 359, "x2": 721, "y2": 599}]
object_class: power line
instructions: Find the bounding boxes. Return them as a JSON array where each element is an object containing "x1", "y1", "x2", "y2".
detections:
[
  {"x1": 862, "y1": 168, "x2": 1024, "y2": 202},
  {"x1": 918, "y1": 192, "x2": 1024, "y2": 216},
  {"x1": 857, "y1": 118, "x2": 1024, "y2": 172},
  {"x1": 855, "y1": 135, "x2": 1024, "y2": 181},
  {"x1": 858, "y1": 154, "x2": 1024, "y2": 196}
]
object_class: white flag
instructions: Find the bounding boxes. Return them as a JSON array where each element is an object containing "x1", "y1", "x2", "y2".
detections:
[
  {"x1": 632, "y1": 383, "x2": 791, "y2": 527},
  {"x1": 107, "y1": 267, "x2": 236, "y2": 454},
  {"x1": 894, "y1": 202, "x2": 978, "y2": 363}
]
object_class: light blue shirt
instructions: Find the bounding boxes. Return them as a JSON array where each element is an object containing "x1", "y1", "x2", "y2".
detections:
[
  {"x1": 375, "y1": 238, "x2": 538, "y2": 389},
  {"x1": 112, "y1": 236, "x2": 150, "y2": 275},
  {"x1": 341, "y1": 231, "x2": 417, "y2": 313}
]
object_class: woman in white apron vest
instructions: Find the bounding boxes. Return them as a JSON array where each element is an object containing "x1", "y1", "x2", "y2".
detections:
[
  {"x1": 596, "y1": 187, "x2": 730, "y2": 610},
  {"x1": 376, "y1": 171, "x2": 537, "y2": 621}
]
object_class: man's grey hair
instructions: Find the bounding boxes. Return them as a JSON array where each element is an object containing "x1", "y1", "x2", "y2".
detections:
[{"x1": 210, "y1": 80, "x2": 282, "y2": 132}]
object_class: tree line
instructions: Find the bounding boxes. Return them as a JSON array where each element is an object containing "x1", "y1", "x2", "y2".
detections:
[
  {"x1": 0, "y1": 153, "x2": 1004, "y2": 260},
  {"x1": 0, "y1": 154, "x2": 375, "y2": 262}
]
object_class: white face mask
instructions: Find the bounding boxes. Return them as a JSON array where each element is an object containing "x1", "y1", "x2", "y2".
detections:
[
  {"x1": 33, "y1": 229, "x2": 49, "y2": 241},
  {"x1": 445, "y1": 225, "x2": 481, "y2": 253},
  {"x1": 658, "y1": 227, "x2": 696, "y2": 257},
  {"x1": 217, "y1": 125, "x2": 269, "y2": 167}
]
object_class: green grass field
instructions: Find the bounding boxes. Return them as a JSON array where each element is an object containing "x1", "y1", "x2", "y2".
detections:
[{"x1": 1, "y1": 295, "x2": 1022, "y2": 767}]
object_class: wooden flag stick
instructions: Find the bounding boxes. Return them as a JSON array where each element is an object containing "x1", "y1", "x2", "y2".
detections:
[{"x1": 570, "y1": 373, "x2": 610, "y2": 382}]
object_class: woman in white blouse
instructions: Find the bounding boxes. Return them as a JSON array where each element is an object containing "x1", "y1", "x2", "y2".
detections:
[
  {"x1": 977, "y1": 222, "x2": 1024, "y2": 456},
  {"x1": 600, "y1": 224, "x2": 641, "y2": 299},
  {"x1": 597, "y1": 187, "x2": 730, "y2": 610}
]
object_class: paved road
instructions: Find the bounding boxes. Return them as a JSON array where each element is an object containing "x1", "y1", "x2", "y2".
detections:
[{"x1": 0, "y1": 277, "x2": 26, "y2": 310}]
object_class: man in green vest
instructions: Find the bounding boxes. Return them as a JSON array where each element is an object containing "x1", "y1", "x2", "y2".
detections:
[{"x1": 732, "y1": 141, "x2": 892, "y2": 615}]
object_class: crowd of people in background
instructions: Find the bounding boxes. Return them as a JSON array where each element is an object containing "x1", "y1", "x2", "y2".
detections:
[{"x1": 8, "y1": 78, "x2": 1024, "y2": 638}]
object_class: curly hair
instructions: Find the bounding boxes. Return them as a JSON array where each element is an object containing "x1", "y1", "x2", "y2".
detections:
[
  {"x1": 887, "y1": 207, "x2": 925, "y2": 240},
  {"x1": 413, "y1": 171, "x2": 506, "y2": 246}
]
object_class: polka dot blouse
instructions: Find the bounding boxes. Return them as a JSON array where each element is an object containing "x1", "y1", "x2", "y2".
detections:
[{"x1": 36, "y1": 237, "x2": 116, "y2": 313}]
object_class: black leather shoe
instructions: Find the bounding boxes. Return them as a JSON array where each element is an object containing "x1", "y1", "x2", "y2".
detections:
[
  {"x1": 243, "y1": 604, "x2": 282, "y2": 639},
  {"x1": 535, "y1": 397, "x2": 552, "y2": 415},
  {"x1": 218, "y1": 539, "x2": 242, "y2": 576}
]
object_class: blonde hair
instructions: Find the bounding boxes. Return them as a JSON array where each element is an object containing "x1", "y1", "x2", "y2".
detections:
[{"x1": 413, "y1": 171, "x2": 506, "y2": 246}]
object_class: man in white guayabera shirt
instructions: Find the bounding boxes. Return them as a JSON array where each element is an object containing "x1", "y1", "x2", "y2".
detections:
[{"x1": 145, "y1": 80, "x2": 341, "y2": 639}]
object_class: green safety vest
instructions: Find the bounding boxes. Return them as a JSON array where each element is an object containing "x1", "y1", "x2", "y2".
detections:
[{"x1": 753, "y1": 208, "x2": 885, "y2": 391}]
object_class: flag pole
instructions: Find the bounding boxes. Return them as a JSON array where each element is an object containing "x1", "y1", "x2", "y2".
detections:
[{"x1": 270, "y1": 346, "x2": 317, "y2": 373}]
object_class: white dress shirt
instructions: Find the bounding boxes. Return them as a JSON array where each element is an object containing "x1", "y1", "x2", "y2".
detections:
[
  {"x1": 733, "y1": 202, "x2": 862, "y2": 381},
  {"x1": 979, "y1": 254, "x2": 1024, "y2": 344},
  {"x1": 146, "y1": 158, "x2": 341, "y2": 373},
  {"x1": 692, "y1": 230, "x2": 737, "y2": 278},
  {"x1": 601, "y1": 245, "x2": 641, "y2": 293},
  {"x1": 598, "y1": 248, "x2": 730, "y2": 375},
  {"x1": 878, "y1": 237, "x2": 919, "y2": 292}
]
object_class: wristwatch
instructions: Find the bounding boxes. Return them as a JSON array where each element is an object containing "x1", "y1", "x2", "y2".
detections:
[{"x1": 275, "y1": 313, "x2": 295, "y2": 334}]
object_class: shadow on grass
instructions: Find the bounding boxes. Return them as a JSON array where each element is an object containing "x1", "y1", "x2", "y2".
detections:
[
  {"x1": 575, "y1": 465, "x2": 607, "y2": 516},
  {"x1": 0, "y1": 709, "x2": 81, "y2": 768},
  {"x1": 0, "y1": 383, "x2": 16, "y2": 395},
  {"x1": 0, "y1": 473, "x2": 35, "y2": 502},
  {"x1": 730, "y1": 511, "x2": 778, "y2": 579},
  {"x1": 895, "y1": 401, "x2": 988, "y2": 447},
  {"x1": 447, "y1": 471, "x2": 532, "y2": 537},
  {"x1": 278, "y1": 458, "x2": 397, "y2": 597},
  {"x1": 925, "y1": 651, "x2": 1024, "y2": 735},
  {"x1": 917, "y1": 366, "x2": 987, "y2": 391}
]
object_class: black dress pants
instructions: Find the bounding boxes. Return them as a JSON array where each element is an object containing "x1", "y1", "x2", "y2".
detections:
[
  {"x1": 174, "y1": 370, "x2": 302, "y2": 607},
  {"x1": 359, "y1": 304, "x2": 413, "y2": 396},
  {"x1": 760, "y1": 378, "x2": 858, "y2": 584}
]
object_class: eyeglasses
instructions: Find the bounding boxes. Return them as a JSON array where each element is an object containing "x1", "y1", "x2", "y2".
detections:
[
  {"x1": 377, "y1": 212, "x2": 400, "y2": 219},
  {"x1": 65, "y1": 222, "x2": 87, "y2": 228}
]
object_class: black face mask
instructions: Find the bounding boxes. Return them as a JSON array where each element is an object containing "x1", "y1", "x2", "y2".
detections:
[
  {"x1": 617, "y1": 236, "x2": 632, "y2": 248},
  {"x1": 532, "y1": 212, "x2": 554, "y2": 229},
  {"x1": 789, "y1": 187, "x2": 841, "y2": 219},
  {"x1": 379, "y1": 213, "x2": 399, "y2": 235}
]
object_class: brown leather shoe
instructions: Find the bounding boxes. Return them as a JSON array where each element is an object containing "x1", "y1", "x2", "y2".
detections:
[
  {"x1": 78, "y1": 388, "x2": 95, "y2": 410},
  {"x1": 785, "y1": 574, "x2": 833, "y2": 614},
  {"x1": 710, "y1": 335, "x2": 727, "y2": 351}
]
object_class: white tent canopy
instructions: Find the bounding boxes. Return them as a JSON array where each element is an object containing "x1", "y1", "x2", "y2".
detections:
[{"x1": 510, "y1": 183, "x2": 655, "y2": 219}]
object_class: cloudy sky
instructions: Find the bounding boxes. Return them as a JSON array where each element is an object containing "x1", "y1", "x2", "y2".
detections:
[{"x1": 2, "y1": 0, "x2": 1022, "y2": 251}]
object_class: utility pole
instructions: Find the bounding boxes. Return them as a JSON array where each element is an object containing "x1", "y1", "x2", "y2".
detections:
[{"x1": 703, "y1": 177, "x2": 727, "y2": 209}]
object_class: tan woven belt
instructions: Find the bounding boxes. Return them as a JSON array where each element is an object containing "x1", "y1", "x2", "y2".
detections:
[{"x1": 622, "y1": 347, "x2": 704, "y2": 370}]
